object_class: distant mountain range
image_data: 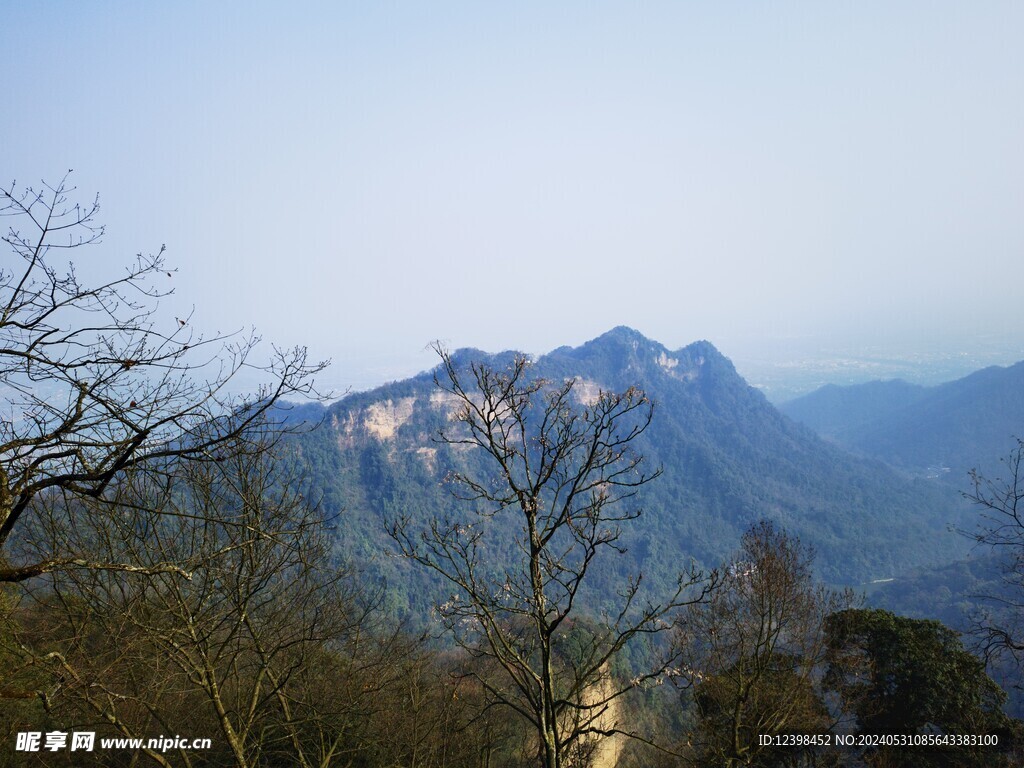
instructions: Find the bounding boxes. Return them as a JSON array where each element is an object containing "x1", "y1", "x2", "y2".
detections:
[
  {"x1": 288, "y1": 327, "x2": 968, "y2": 617},
  {"x1": 780, "y1": 361, "x2": 1024, "y2": 486},
  {"x1": 775, "y1": 354, "x2": 1024, "y2": 716}
]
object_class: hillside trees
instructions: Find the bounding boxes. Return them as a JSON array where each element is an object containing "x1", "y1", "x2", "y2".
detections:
[
  {"x1": 0, "y1": 174, "x2": 325, "y2": 583},
  {"x1": 14, "y1": 437, "x2": 356, "y2": 766},
  {"x1": 679, "y1": 521, "x2": 850, "y2": 768},
  {"x1": 7, "y1": 425, "x2": 504, "y2": 767},
  {"x1": 390, "y1": 346, "x2": 712, "y2": 768}
]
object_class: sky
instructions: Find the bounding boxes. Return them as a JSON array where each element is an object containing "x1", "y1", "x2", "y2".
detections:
[{"x1": 3, "y1": 2, "x2": 1022, "y2": 394}]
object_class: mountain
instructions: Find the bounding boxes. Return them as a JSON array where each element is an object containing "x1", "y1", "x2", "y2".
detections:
[
  {"x1": 780, "y1": 361, "x2": 1024, "y2": 485},
  {"x1": 290, "y1": 328, "x2": 968, "y2": 616},
  {"x1": 779, "y1": 380, "x2": 929, "y2": 439}
]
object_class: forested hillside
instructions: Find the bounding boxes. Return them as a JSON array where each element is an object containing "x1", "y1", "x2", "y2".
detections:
[
  {"x1": 291, "y1": 327, "x2": 968, "y2": 616},
  {"x1": 782, "y1": 361, "x2": 1024, "y2": 485}
]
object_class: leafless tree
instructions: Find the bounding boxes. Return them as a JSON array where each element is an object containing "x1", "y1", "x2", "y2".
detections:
[
  {"x1": 390, "y1": 346, "x2": 711, "y2": 768},
  {"x1": 8, "y1": 431, "x2": 396, "y2": 768},
  {"x1": 0, "y1": 173, "x2": 326, "y2": 583},
  {"x1": 678, "y1": 521, "x2": 852, "y2": 768},
  {"x1": 350, "y1": 645, "x2": 528, "y2": 768},
  {"x1": 962, "y1": 439, "x2": 1024, "y2": 672}
]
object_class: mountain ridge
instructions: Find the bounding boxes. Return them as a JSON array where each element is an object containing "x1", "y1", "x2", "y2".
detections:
[
  {"x1": 781, "y1": 360, "x2": 1024, "y2": 484},
  {"x1": 289, "y1": 328, "x2": 968, "y2": 617}
]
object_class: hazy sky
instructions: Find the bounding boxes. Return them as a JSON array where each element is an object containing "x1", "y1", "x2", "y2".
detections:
[{"x1": 4, "y1": 2, "x2": 1022, "y2": 392}]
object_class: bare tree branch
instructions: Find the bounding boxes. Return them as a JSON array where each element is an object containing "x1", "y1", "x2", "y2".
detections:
[
  {"x1": 390, "y1": 344, "x2": 711, "y2": 768},
  {"x1": 960, "y1": 438, "x2": 1024, "y2": 671},
  {"x1": 0, "y1": 174, "x2": 329, "y2": 581}
]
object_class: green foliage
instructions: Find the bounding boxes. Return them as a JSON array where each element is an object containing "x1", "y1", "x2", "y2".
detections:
[
  {"x1": 865, "y1": 554, "x2": 1024, "y2": 719},
  {"x1": 824, "y1": 608, "x2": 1020, "y2": 767},
  {"x1": 868, "y1": 554, "x2": 1005, "y2": 631}
]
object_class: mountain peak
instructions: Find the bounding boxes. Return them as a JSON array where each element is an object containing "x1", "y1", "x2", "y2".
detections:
[
  {"x1": 677, "y1": 338, "x2": 720, "y2": 357},
  {"x1": 532, "y1": 328, "x2": 745, "y2": 395},
  {"x1": 310, "y1": 327, "x2": 965, "y2": 595},
  {"x1": 586, "y1": 328, "x2": 731, "y2": 367},
  {"x1": 561, "y1": 327, "x2": 667, "y2": 368},
  {"x1": 674, "y1": 338, "x2": 735, "y2": 372},
  {"x1": 594, "y1": 325, "x2": 655, "y2": 346}
]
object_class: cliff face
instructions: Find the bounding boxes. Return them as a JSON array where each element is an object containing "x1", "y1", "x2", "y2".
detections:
[{"x1": 575, "y1": 664, "x2": 623, "y2": 768}]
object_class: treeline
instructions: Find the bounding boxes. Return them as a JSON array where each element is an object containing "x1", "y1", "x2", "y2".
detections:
[
  {"x1": 675, "y1": 522, "x2": 1023, "y2": 767},
  {"x1": 0, "y1": 440, "x2": 528, "y2": 767},
  {"x1": 0, "y1": 432, "x2": 677, "y2": 767},
  {"x1": 3, "y1": 177, "x2": 1024, "y2": 768},
  {"x1": 4, "y1": 467, "x2": 1022, "y2": 767}
]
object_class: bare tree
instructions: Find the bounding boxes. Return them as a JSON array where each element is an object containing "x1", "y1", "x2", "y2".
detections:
[
  {"x1": 9, "y1": 431, "x2": 393, "y2": 768},
  {"x1": 962, "y1": 438, "x2": 1024, "y2": 671},
  {"x1": 679, "y1": 521, "x2": 852, "y2": 768},
  {"x1": 390, "y1": 346, "x2": 711, "y2": 768},
  {"x1": 0, "y1": 174, "x2": 326, "y2": 583}
]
